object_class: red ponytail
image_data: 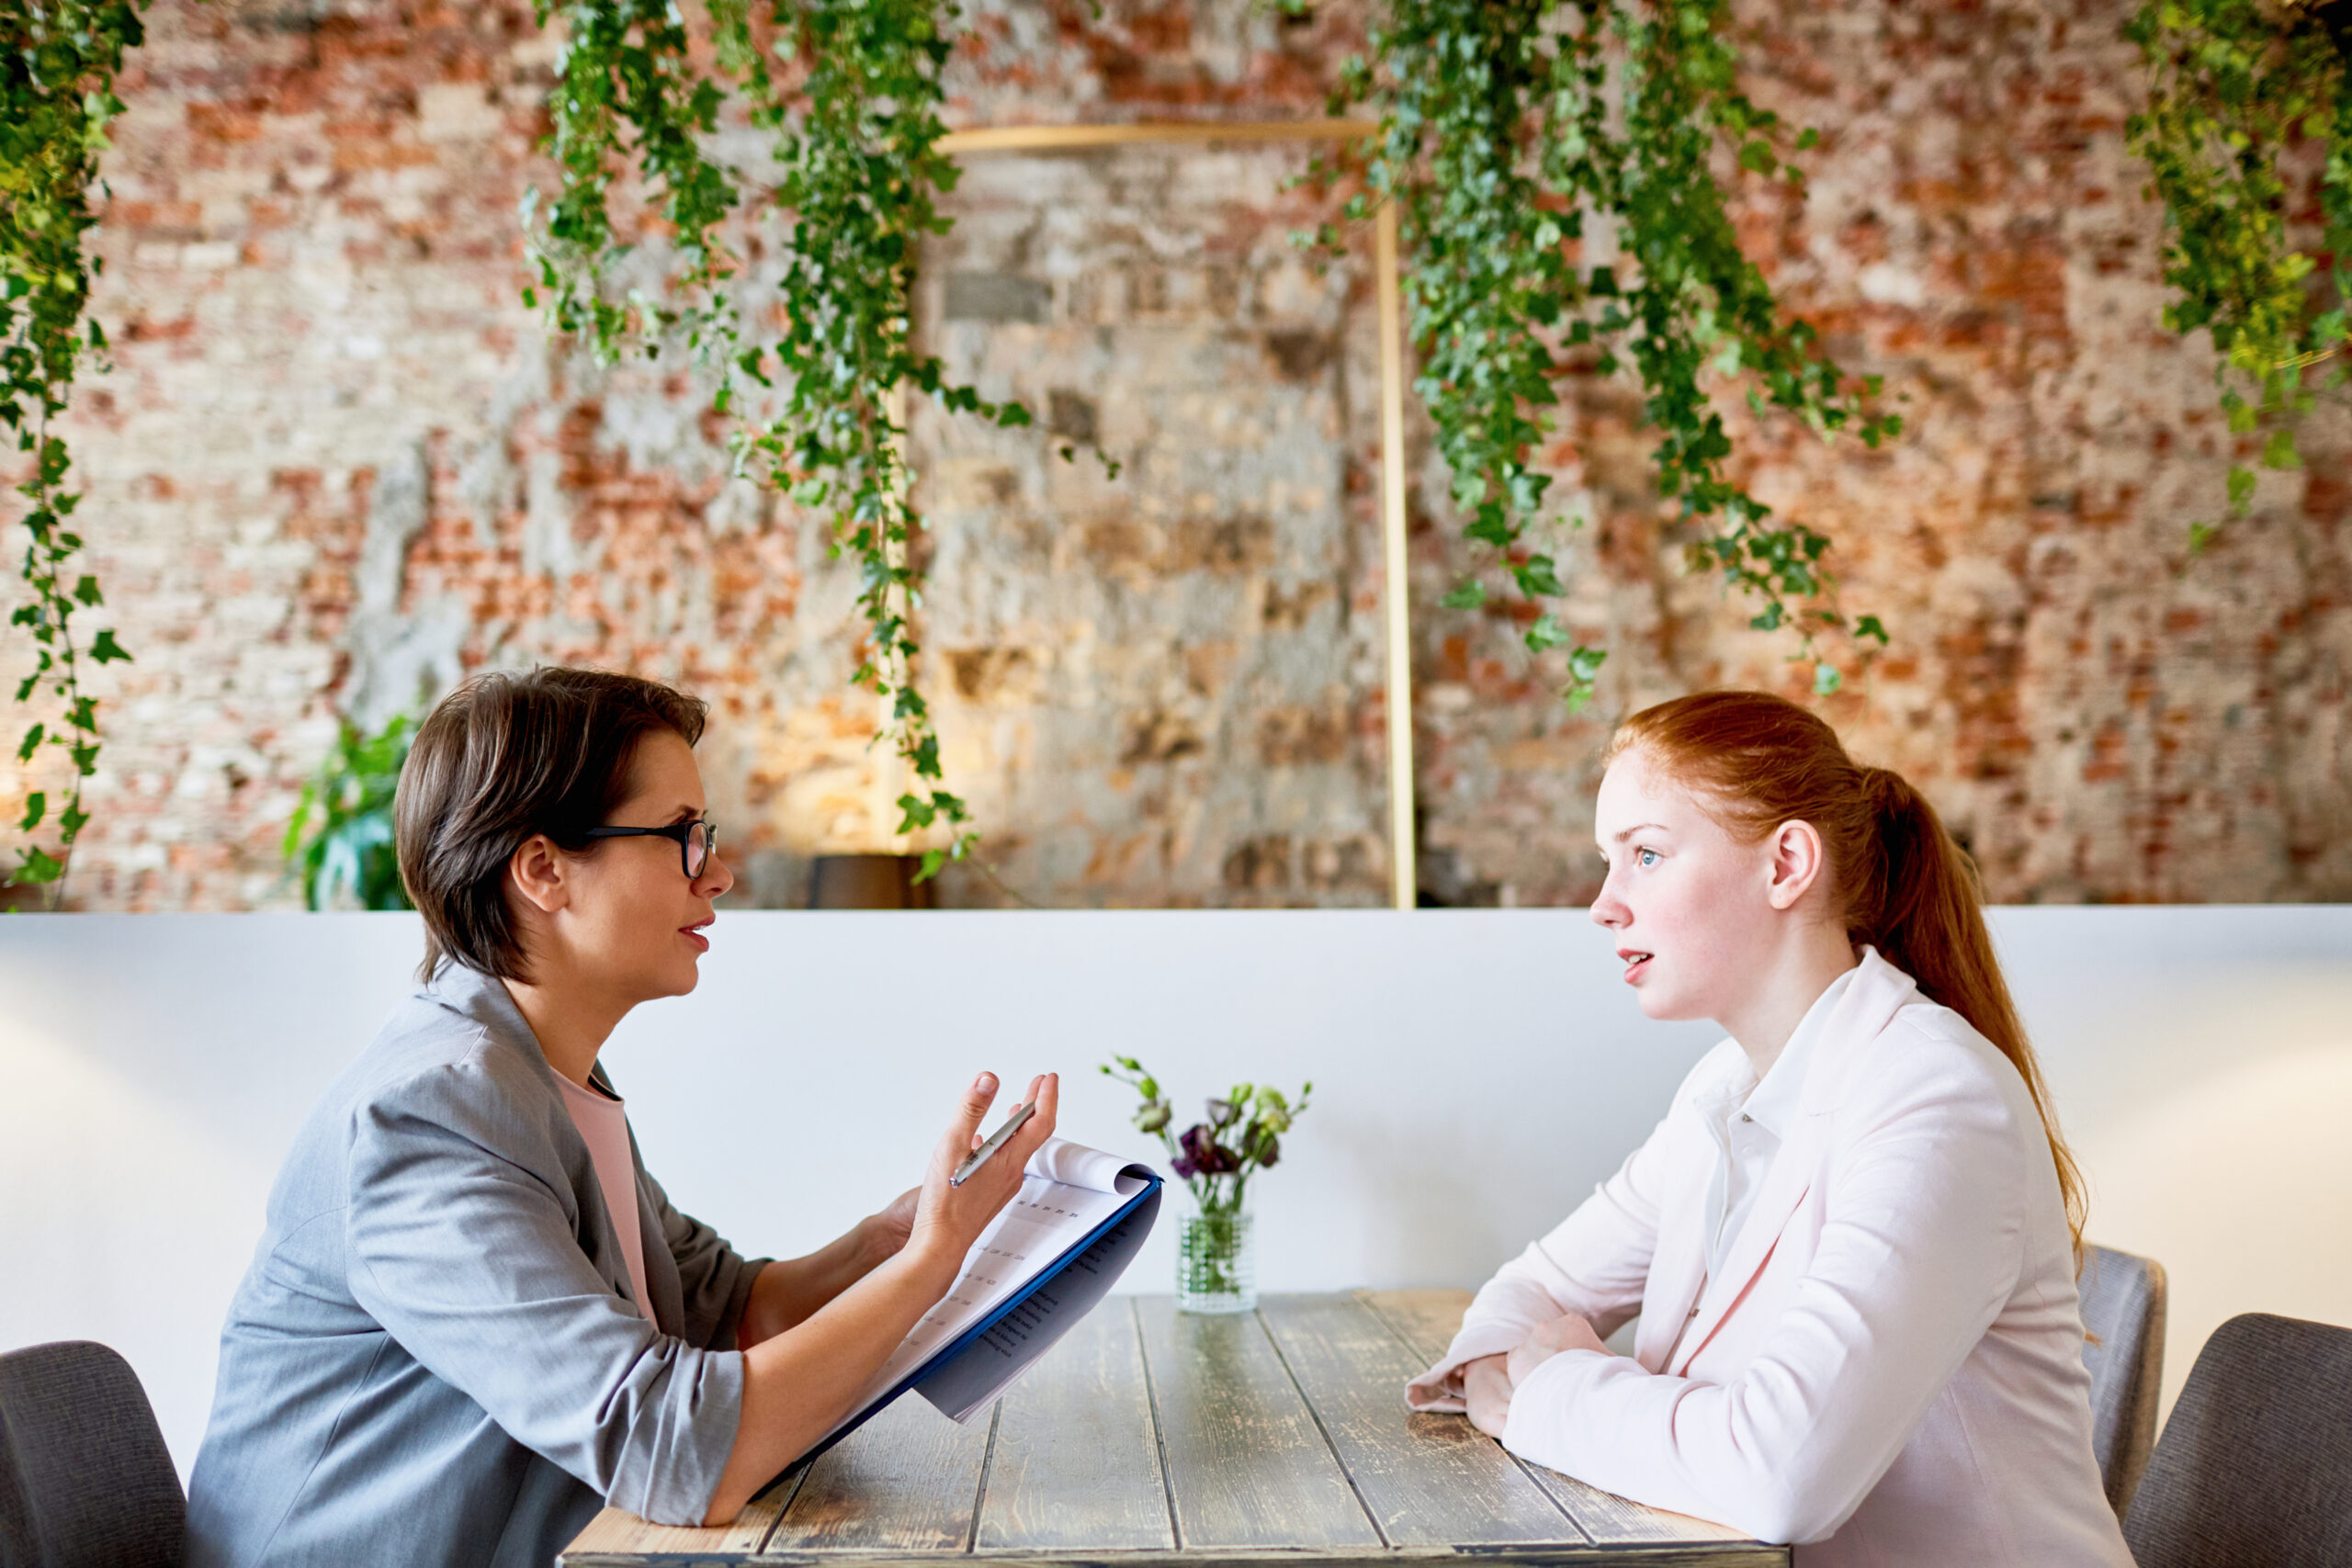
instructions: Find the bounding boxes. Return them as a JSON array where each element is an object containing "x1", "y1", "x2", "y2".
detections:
[{"x1": 1610, "y1": 692, "x2": 2086, "y2": 1261}]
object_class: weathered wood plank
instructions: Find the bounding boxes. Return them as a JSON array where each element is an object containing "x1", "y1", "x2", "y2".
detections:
[
  {"x1": 1357, "y1": 1290, "x2": 1754, "y2": 1548},
  {"x1": 976, "y1": 1297, "x2": 1174, "y2": 1551},
  {"x1": 1136, "y1": 1296, "x2": 1382, "y2": 1550},
  {"x1": 1257, "y1": 1293, "x2": 1583, "y2": 1547},
  {"x1": 761, "y1": 1387, "x2": 992, "y2": 1552},
  {"x1": 558, "y1": 1469, "x2": 798, "y2": 1563},
  {"x1": 1357, "y1": 1288, "x2": 1476, "y2": 1371}
]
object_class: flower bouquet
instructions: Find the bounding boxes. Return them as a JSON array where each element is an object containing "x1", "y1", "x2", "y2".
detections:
[{"x1": 1102, "y1": 1055, "x2": 1311, "y2": 1313}]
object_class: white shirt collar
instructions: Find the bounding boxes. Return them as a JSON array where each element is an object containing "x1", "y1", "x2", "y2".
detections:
[{"x1": 1740, "y1": 964, "x2": 1858, "y2": 1138}]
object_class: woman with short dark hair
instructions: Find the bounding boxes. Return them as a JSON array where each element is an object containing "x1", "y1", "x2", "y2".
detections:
[{"x1": 187, "y1": 668, "x2": 1058, "y2": 1568}]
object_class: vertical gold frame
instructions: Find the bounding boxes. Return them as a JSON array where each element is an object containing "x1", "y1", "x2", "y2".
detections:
[{"x1": 936, "y1": 119, "x2": 1417, "y2": 909}]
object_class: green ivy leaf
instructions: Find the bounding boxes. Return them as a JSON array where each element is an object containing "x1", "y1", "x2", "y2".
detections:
[
  {"x1": 2227, "y1": 464, "x2": 2257, "y2": 511},
  {"x1": 14, "y1": 845, "x2": 64, "y2": 886},
  {"x1": 1524, "y1": 613, "x2": 1572, "y2": 653},
  {"x1": 1440, "y1": 580, "x2": 1486, "y2": 610},
  {"x1": 1512, "y1": 555, "x2": 1566, "y2": 597},
  {"x1": 896, "y1": 791, "x2": 938, "y2": 832}
]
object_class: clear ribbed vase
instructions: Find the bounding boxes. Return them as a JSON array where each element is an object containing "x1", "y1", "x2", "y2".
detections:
[{"x1": 1176, "y1": 1206, "x2": 1255, "y2": 1314}]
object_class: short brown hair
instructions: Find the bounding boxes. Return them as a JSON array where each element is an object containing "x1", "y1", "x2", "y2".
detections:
[{"x1": 394, "y1": 667, "x2": 708, "y2": 982}]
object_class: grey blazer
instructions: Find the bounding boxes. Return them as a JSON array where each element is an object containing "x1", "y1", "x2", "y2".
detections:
[{"x1": 186, "y1": 964, "x2": 768, "y2": 1568}]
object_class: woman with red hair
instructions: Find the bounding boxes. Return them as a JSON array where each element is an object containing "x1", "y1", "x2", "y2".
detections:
[{"x1": 1407, "y1": 691, "x2": 2130, "y2": 1566}]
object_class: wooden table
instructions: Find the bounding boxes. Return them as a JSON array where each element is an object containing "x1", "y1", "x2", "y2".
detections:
[{"x1": 562, "y1": 1290, "x2": 1782, "y2": 1567}]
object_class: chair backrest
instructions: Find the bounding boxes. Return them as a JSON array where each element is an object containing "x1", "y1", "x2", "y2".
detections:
[
  {"x1": 2077, "y1": 1242, "x2": 2165, "y2": 1517},
  {"x1": 2123, "y1": 1312, "x2": 2352, "y2": 1568},
  {"x1": 0, "y1": 1342, "x2": 185, "y2": 1568}
]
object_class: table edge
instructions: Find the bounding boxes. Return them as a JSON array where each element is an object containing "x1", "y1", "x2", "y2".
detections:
[{"x1": 563, "y1": 1548, "x2": 1786, "y2": 1567}]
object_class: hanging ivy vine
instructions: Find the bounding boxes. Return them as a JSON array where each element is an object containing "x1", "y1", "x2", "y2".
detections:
[
  {"x1": 2, "y1": 0, "x2": 140, "y2": 894},
  {"x1": 8, "y1": 0, "x2": 1900, "y2": 898},
  {"x1": 525, "y1": 0, "x2": 1035, "y2": 880},
  {"x1": 1320, "y1": 0, "x2": 1899, "y2": 703},
  {"x1": 2126, "y1": 0, "x2": 2352, "y2": 553}
]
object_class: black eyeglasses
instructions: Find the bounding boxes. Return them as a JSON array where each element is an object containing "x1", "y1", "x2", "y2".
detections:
[{"x1": 582, "y1": 818, "x2": 718, "y2": 879}]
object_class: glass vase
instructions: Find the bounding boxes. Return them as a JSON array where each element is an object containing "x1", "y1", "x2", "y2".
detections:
[{"x1": 1176, "y1": 1206, "x2": 1255, "y2": 1314}]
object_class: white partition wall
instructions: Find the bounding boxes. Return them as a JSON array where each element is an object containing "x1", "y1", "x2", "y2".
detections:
[{"x1": 5, "y1": 907, "x2": 2349, "y2": 1478}]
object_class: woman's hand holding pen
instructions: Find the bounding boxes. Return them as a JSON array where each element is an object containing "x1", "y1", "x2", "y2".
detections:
[
  {"x1": 703, "y1": 1068, "x2": 1060, "y2": 1524},
  {"x1": 906, "y1": 1071, "x2": 1060, "y2": 1281}
]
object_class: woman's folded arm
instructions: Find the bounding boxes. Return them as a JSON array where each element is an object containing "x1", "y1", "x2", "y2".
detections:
[
  {"x1": 1496, "y1": 1039, "x2": 2031, "y2": 1543},
  {"x1": 1409, "y1": 1104, "x2": 1681, "y2": 1408}
]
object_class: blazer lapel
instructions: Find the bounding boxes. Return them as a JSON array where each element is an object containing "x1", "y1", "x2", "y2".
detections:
[
  {"x1": 630, "y1": 1164, "x2": 684, "y2": 1337},
  {"x1": 1637, "y1": 1192, "x2": 1712, "y2": 1372},
  {"x1": 586, "y1": 1062, "x2": 684, "y2": 1336},
  {"x1": 1668, "y1": 950, "x2": 1925, "y2": 1375},
  {"x1": 1634, "y1": 1061, "x2": 1744, "y2": 1373},
  {"x1": 1671, "y1": 1123, "x2": 1819, "y2": 1373}
]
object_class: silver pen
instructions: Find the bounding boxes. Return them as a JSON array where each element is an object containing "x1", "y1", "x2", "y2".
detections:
[{"x1": 950, "y1": 1100, "x2": 1036, "y2": 1187}]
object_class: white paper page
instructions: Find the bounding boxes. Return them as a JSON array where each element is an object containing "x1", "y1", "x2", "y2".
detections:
[{"x1": 827, "y1": 1138, "x2": 1148, "y2": 1433}]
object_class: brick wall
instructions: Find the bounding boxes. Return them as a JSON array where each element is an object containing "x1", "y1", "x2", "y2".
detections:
[{"x1": 6, "y1": 0, "x2": 2346, "y2": 908}]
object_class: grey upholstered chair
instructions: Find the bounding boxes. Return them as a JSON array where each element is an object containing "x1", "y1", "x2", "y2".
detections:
[
  {"x1": 0, "y1": 1341, "x2": 185, "y2": 1568},
  {"x1": 2122, "y1": 1312, "x2": 2352, "y2": 1568},
  {"x1": 2076, "y1": 1242, "x2": 2165, "y2": 1518}
]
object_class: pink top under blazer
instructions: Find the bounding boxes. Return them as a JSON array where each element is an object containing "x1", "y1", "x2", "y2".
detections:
[{"x1": 1406, "y1": 949, "x2": 2133, "y2": 1567}]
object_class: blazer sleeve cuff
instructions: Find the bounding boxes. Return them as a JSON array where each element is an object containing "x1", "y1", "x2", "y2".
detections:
[
  {"x1": 609, "y1": 1344, "x2": 751, "y2": 1526},
  {"x1": 1497, "y1": 1347, "x2": 1616, "y2": 1467}
]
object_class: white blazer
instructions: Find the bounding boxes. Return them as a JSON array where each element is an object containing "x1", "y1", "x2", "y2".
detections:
[{"x1": 1407, "y1": 950, "x2": 2132, "y2": 1567}]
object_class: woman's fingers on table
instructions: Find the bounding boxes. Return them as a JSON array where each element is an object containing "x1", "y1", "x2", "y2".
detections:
[{"x1": 1506, "y1": 1312, "x2": 1607, "y2": 1385}]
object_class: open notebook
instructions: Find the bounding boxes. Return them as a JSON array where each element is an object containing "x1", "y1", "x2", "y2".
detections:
[{"x1": 793, "y1": 1136, "x2": 1163, "y2": 1470}]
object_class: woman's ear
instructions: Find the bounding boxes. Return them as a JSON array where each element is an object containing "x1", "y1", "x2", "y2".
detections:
[
  {"x1": 508, "y1": 833, "x2": 570, "y2": 917},
  {"x1": 1765, "y1": 818, "x2": 1827, "y2": 911}
]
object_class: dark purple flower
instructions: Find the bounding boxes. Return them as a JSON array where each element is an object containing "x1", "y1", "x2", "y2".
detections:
[{"x1": 1179, "y1": 1122, "x2": 1238, "y2": 1176}]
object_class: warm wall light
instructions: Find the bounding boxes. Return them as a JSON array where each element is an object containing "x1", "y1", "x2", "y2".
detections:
[
  {"x1": 935, "y1": 119, "x2": 1416, "y2": 910},
  {"x1": 808, "y1": 853, "x2": 935, "y2": 910}
]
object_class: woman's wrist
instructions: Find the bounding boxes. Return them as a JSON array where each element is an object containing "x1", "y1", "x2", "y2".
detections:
[
  {"x1": 892, "y1": 1231, "x2": 967, "y2": 1297},
  {"x1": 854, "y1": 1212, "x2": 910, "y2": 1275}
]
